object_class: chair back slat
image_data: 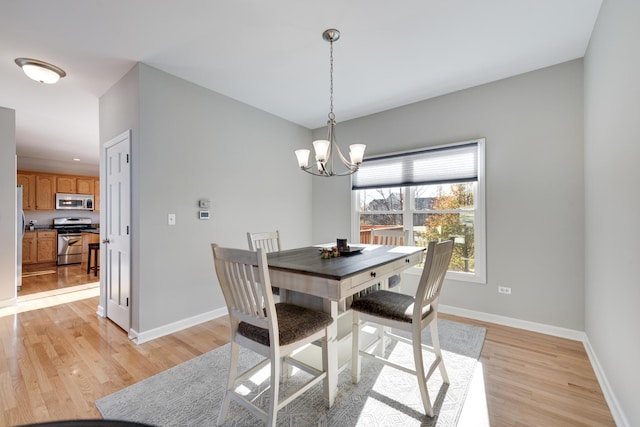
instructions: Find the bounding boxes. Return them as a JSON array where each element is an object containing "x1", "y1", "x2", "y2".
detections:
[
  {"x1": 212, "y1": 244, "x2": 275, "y2": 330},
  {"x1": 371, "y1": 228, "x2": 408, "y2": 246},
  {"x1": 414, "y1": 240, "x2": 454, "y2": 318},
  {"x1": 247, "y1": 230, "x2": 281, "y2": 253}
]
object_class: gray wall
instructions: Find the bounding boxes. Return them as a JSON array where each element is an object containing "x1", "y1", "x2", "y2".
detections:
[
  {"x1": 0, "y1": 107, "x2": 16, "y2": 306},
  {"x1": 313, "y1": 60, "x2": 585, "y2": 330},
  {"x1": 584, "y1": 0, "x2": 640, "y2": 425},
  {"x1": 100, "y1": 63, "x2": 313, "y2": 334}
]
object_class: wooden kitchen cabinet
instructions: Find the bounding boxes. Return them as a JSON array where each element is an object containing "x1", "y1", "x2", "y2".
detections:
[
  {"x1": 57, "y1": 175, "x2": 94, "y2": 195},
  {"x1": 17, "y1": 172, "x2": 36, "y2": 210},
  {"x1": 56, "y1": 176, "x2": 76, "y2": 193},
  {"x1": 36, "y1": 231, "x2": 58, "y2": 263},
  {"x1": 22, "y1": 231, "x2": 37, "y2": 264},
  {"x1": 94, "y1": 179, "x2": 100, "y2": 212},
  {"x1": 18, "y1": 170, "x2": 99, "y2": 211},
  {"x1": 81, "y1": 232, "x2": 100, "y2": 267},
  {"x1": 35, "y1": 175, "x2": 56, "y2": 210},
  {"x1": 21, "y1": 230, "x2": 57, "y2": 265},
  {"x1": 77, "y1": 177, "x2": 94, "y2": 195}
]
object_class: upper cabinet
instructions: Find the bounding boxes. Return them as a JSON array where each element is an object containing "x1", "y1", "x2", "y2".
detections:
[
  {"x1": 17, "y1": 173, "x2": 35, "y2": 210},
  {"x1": 93, "y1": 178, "x2": 100, "y2": 212},
  {"x1": 35, "y1": 175, "x2": 56, "y2": 210},
  {"x1": 77, "y1": 177, "x2": 94, "y2": 195},
  {"x1": 56, "y1": 176, "x2": 75, "y2": 193},
  {"x1": 18, "y1": 170, "x2": 99, "y2": 211},
  {"x1": 57, "y1": 175, "x2": 95, "y2": 195}
]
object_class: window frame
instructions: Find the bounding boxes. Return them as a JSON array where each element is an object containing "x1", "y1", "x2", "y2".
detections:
[{"x1": 350, "y1": 138, "x2": 486, "y2": 284}]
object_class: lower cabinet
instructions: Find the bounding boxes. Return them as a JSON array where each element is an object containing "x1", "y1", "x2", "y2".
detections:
[
  {"x1": 22, "y1": 232, "x2": 37, "y2": 264},
  {"x1": 22, "y1": 230, "x2": 58, "y2": 265},
  {"x1": 81, "y1": 232, "x2": 100, "y2": 267}
]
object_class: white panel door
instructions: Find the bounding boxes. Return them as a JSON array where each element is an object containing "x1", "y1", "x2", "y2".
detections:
[{"x1": 104, "y1": 131, "x2": 131, "y2": 332}]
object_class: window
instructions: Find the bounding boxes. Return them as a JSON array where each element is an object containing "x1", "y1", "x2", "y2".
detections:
[{"x1": 352, "y1": 139, "x2": 486, "y2": 283}]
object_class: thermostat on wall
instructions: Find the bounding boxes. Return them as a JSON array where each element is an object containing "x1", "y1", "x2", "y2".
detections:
[{"x1": 198, "y1": 210, "x2": 210, "y2": 220}]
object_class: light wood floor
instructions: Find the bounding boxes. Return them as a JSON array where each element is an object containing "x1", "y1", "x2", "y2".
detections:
[{"x1": 1, "y1": 274, "x2": 616, "y2": 426}]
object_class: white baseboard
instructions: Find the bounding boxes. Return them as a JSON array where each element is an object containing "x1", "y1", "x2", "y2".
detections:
[
  {"x1": 439, "y1": 304, "x2": 586, "y2": 341},
  {"x1": 0, "y1": 296, "x2": 17, "y2": 309},
  {"x1": 440, "y1": 304, "x2": 629, "y2": 427},
  {"x1": 131, "y1": 307, "x2": 228, "y2": 345},
  {"x1": 96, "y1": 304, "x2": 105, "y2": 317},
  {"x1": 582, "y1": 336, "x2": 630, "y2": 427}
]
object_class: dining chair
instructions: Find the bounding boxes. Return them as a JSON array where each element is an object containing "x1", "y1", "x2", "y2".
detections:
[
  {"x1": 247, "y1": 230, "x2": 281, "y2": 253},
  {"x1": 350, "y1": 239, "x2": 454, "y2": 417},
  {"x1": 371, "y1": 227, "x2": 410, "y2": 289},
  {"x1": 212, "y1": 244, "x2": 334, "y2": 427},
  {"x1": 247, "y1": 230, "x2": 284, "y2": 298}
]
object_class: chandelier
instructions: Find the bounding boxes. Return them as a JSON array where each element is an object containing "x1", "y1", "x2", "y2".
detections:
[{"x1": 295, "y1": 29, "x2": 365, "y2": 177}]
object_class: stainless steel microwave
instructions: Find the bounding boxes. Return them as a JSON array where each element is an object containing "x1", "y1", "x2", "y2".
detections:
[{"x1": 55, "y1": 193, "x2": 94, "y2": 210}]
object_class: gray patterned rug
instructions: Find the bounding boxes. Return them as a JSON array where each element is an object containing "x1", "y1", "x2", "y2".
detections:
[{"x1": 96, "y1": 319, "x2": 485, "y2": 426}]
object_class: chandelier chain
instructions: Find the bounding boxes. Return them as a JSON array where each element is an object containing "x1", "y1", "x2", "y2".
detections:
[{"x1": 329, "y1": 39, "x2": 335, "y2": 121}]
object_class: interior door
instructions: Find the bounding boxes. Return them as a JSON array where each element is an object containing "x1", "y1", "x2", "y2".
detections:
[{"x1": 104, "y1": 131, "x2": 131, "y2": 332}]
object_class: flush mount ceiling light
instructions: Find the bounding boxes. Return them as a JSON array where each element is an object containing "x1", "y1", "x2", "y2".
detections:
[
  {"x1": 295, "y1": 29, "x2": 365, "y2": 177},
  {"x1": 15, "y1": 58, "x2": 66, "y2": 84}
]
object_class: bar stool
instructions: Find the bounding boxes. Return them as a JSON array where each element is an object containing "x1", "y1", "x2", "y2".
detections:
[{"x1": 87, "y1": 242, "x2": 100, "y2": 276}]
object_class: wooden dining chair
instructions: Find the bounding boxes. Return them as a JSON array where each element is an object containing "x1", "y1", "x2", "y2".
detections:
[
  {"x1": 350, "y1": 239, "x2": 454, "y2": 417},
  {"x1": 371, "y1": 228, "x2": 410, "y2": 289},
  {"x1": 247, "y1": 230, "x2": 284, "y2": 298},
  {"x1": 212, "y1": 244, "x2": 333, "y2": 427},
  {"x1": 247, "y1": 230, "x2": 281, "y2": 253}
]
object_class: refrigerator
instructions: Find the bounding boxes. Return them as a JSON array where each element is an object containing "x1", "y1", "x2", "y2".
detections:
[{"x1": 16, "y1": 185, "x2": 25, "y2": 291}]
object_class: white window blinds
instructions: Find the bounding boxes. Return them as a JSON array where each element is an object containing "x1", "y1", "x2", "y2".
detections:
[{"x1": 352, "y1": 141, "x2": 479, "y2": 190}]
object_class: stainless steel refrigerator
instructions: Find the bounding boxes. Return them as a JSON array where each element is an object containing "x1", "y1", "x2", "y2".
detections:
[{"x1": 16, "y1": 185, "x2": 25, "y2": 291}]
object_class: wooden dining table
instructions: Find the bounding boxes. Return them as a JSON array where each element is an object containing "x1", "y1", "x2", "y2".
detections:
[{"x1": 266, "y1": 244, "x2": 425, "y2": 407}]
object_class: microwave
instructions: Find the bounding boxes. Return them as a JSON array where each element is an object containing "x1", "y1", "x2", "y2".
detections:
[{"x1": 55, "y1": 193, "x2": 94, "y2": 210}]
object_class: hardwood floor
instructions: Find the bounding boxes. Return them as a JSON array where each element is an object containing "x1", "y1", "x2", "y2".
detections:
[
  {"x1": 19, "y1": 263, "x2": 99, "y2": 297},
  {"x1": 1, "y1": 274, "x2": 616, "y2": 426}
]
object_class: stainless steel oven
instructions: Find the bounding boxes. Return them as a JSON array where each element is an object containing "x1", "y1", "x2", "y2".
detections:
[{"x1": 54, "y1": 217, "x2": 93, "y2": 265}]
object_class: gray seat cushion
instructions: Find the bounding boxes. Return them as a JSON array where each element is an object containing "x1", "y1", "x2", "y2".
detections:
[
  {"x1": 350, "y1": 290, "x2": 431, "y2": 323},
  {"x1": 238, "y1": 303, "x2": 334, "y2": 346}
]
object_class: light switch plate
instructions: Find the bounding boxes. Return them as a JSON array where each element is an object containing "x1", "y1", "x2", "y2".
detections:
[{"x1": 168, "y1": 213, "x2": 176, "y2": 225}]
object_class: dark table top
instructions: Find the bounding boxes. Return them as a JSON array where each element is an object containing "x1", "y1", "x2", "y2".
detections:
[{"x1": 267, "y1": 245, "x2": 424, "y2": 281}]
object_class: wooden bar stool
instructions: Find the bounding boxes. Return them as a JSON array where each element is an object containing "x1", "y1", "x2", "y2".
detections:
[{"x1": 87, "y1": 242, "x2": 100, "y2": 276}]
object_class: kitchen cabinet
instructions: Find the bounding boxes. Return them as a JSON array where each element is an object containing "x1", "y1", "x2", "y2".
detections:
[
  {"x1": 18, "y1": 170, "x2": 99, "y2": 211},
  {"x1": 17, "y1": 173, "x2": 35, "y2": 210},
  {"x1": 36, "y1": 231, "x2": 58, "y2": 263},
  {"x1": 56, "y1": 176, "x2": 76, "y2": 193},
  {"x1": 57, "y1": 176, "x2": 94, "y2": 195},
  {"x1": 35, "y1": 175, "x2": 56, "y2": 210},
  {"x1": 22, "y1": 230, "x2": 57, "y2": 265},
  {"x1": 22, "y1": 231, "x2": 37, "y2": 264},
  {"x1": 77, "y1": 177, "x2": 94, "y2": 195},
  {"x1": 81, "y1": 232, "x2": 100, "y2": 267},
  {"x1": 93, "y1": 179, "x2": 100, "y2": 212}
]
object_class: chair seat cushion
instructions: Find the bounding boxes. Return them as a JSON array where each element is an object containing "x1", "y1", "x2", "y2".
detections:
[
  {"x1": 350, "y1": 290, "x2": 431, "y2": 323},
  {"x1": 238, "y1": 303, "x2": 333, "y2": 346}
]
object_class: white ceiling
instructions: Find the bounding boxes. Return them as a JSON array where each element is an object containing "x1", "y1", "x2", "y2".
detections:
[{"x1": 1, "y1": 0, "x2": 602, "y2": 167}]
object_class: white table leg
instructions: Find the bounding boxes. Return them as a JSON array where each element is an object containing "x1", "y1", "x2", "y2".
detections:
[{"x1": 322, "y1": 299, "x2": 338, "y2": 407}]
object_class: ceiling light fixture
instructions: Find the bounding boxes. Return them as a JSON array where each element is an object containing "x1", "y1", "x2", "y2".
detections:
[
  {"x1": 15, "y1": 58, "x2": 66, "y2": 84},
  {"x1": 295, "y1": 29, "x2": 365, "y2": 177}
]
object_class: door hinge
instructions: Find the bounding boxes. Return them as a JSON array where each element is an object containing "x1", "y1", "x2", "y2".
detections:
[
  {"x1": 126, "y1": 225, "x2": 129, "y2": 235},
  {"x1": 126, "y1": 153, "x2": 129, "y2": 163},
  {"x1": 126, "y1": 297, "x2": 129, "y2": 307}
]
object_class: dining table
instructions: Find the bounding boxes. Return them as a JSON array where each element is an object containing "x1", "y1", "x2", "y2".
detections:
[{"x1": 266, "y1": 243, "x2": 425, "y2": 407}]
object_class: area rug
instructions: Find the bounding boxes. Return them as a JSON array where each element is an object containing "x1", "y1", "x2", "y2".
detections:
[{"x1": 96, "y1": 319, "x2": 486, "y2": 426}]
